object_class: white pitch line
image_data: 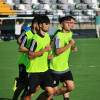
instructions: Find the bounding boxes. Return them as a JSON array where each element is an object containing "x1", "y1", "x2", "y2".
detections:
[{"x1": 89, "y1": 66, "x2": 95, "y2": 67}]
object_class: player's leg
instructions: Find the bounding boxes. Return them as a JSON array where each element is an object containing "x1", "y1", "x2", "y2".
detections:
[
  {"x1": 23, "y1": 73, "x2": 39, "y2": 100},
  {"x1": 13, "y1": 64, "x2": 26, "y2": 100},
  {"x1": 56, "y1": 71, "x2": 74, "y2": 95},
  {"x1": 63, "y1": 82, "x2": 70, "y2": 100},
  {"x1": 50, "y1": 73, "x2": 61, "y2": 100},
  {"x1": 37, "y1": 70, "x2": 54, "y2": 100}
]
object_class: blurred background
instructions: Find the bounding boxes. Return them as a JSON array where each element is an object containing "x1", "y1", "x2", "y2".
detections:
[{"x1": 0, "y1": 0, "x2": 100, "y2": 40}]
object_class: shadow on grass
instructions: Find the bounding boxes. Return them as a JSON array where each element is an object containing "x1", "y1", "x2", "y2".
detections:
[{"x1": 0, "y1": 98, "x2": 12, "y2": 100}]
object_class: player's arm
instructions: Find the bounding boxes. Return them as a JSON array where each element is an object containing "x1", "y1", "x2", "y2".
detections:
[
  {"x1": 28, "y1": 39, "x2": 51, "y2": 59},
  {"x1": 71, "y1": 46, "x2": 77, "y2": 52},
  {"x1": 18, "y1": 35, "x2": 29, "y2": 52},
  {"x1": 17, "y1": 31, "x2": 26, "y2": 45},
  {"x1": 54, "y1": 36, "x2": 75, "y2": 55}
]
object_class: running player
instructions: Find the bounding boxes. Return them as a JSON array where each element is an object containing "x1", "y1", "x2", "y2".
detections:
[
  {"x1": 13, "y1": 14, "x2": 41, "y2": 100},
  {"x1": 23, "y1": 15, "x2": 54, "y2": 100},
  {"x1": 49, "y1": 16, "x2": 76, "y2": 100}
]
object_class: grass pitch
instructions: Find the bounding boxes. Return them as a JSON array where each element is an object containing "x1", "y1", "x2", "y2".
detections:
[{"x1": 0, "y1": 38, "x2": 100, "y2": 100}]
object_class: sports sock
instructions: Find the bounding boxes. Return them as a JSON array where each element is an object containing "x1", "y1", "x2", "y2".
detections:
[{"x1": 64, "y1": 98, "x2": 69, "y2": 100}]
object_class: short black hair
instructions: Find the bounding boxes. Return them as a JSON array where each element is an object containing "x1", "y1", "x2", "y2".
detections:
[
  {"x1": 38, "y1": 14, "x2": 50, "y2": 24},
  {"x1": 58, "y1": 15, "x2": 75, "y2": 24},
  {"x1": 32, "y1": 14, "x2": 42, "y2": 26}
]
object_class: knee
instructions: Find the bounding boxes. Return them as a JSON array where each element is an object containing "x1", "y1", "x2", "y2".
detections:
[
  {"x1": 68, "y1": 85, "x2": 74, "y2": 92},
  {"x1": 47, "y1": 88, "x2": 54, "y2": 96}
]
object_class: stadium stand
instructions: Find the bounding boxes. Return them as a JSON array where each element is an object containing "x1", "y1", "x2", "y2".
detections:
[
  {"x1": 0, "y1": 0, "x2": 100, "y2": 40},
  {"x1": 0, "y1": 1, "x2": 17, "y2": 15}
]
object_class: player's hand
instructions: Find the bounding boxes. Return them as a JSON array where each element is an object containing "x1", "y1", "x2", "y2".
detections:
[
  {"x1": 48, "y1": 54, "x2": 53, "y2": 60},
  {"x1": 69, "y1": 39, "x2": 75, "y2": 46},
  {"x1": 71, "y1": 46, "x2": 77, "y2": 52},
  {"x1": 45, "y1": 45, "x2": 51, "y2": 52}
]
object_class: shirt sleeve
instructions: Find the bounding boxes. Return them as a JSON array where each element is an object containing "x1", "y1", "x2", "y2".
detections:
[
  {"x1": 18, "y1": 31, "x2": 25, "y2": 40},
  {"x1": 29, "y1": 39, "x2": 37, "y2": 52},
  {"x1": 54, "y1": 35, "x2": 61, "y2": 49},
  {"x1": 20, "y1": 35, "x2": 27, "y2": 47}
]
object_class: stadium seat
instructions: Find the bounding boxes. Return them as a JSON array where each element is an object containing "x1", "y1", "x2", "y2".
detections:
[
  {"x1": 57, "y1": 10, "x2": 65, "y2": 17},
  {"x1": 50, "y1": 5, "x2": 56, "y2": 10},
  {"x1": 67, "y1": 0, "x2": 75, "y2": 4},
  {"x1": 70, "y1": 10, "x2": 82, "y2": 16},
  {"x1": 25, "y1": 5, "x2": 32, "y2": 10},
  {"x1": 44, "y1": 4, "x2": 51, "y2": 10},
  {"x1": 7, "y1": 0, "x2": 13, "y2": 5},
  {"x1": 86, "y1": 10, "x2": 95, "y2": 16},
  {"x1": 82, "y1": 16, "x2": 89, "y2": 22},
  {"x1": 56, "y1": 4, "x2": 62, "y2": 9},
  {"x1": 80, "y1": 4, "x2": 87, "y2": 10},
  {"x1": 38, "y1": 4, "x2": 43, "y2": 10},
  {"x1": 57, "y1": 0, "x2": 67, "y2": 4},
  {"x1": 68, "y1": 4, "x2": 75, "y2": 10},
  {"x1": 98, "y1": 0, "x2": 100, "y2": 3},
  {"x1": 61, "y1": 0, "x2": 67, "y2": 4},
  {"x1": 50, "y1": 0, "x2": 56, "y2": 4},
  {"x1": 91, "y1": 0, "x2": 99, "y2": 4},
  {"x1": 32, "y1": 0, "x2": 39, "y2": 4},
  {"x1": 18, "y1": 4, "x2": 26, "y2": 10},
  {"x1": 87, "y1": 4, "x2": 92, "y2": 9},
  {"x1": 13, "y1": 0, "x2": 19, "y2": 4},
  {"x1": 43, "y1": 0, "x2": 50, "y2": 4},
  {"x1": 89, "y1": 15, "x2": 94, "y2": 20},
  {"x1": 13, "y1": 4, "x2": 18, "y2": 10},
  {"x1": 80, "y1": 0, "x2": 86, "y2": 3},
  {"x1": 86, "y1": 0, "x2": 92, "y2": 4},
  {"x1": 0, "y1": 1, "x2": 3, "y2": 4},
  {"x1": 52, "y1": 15, "x2": 58, "y2": 21},
  {"x1": 63, "y1": 10, "x2": 70, "y2": 16},
  {"x1": 32, "y1": 4, "x2": 38, "y2": 10},
  {"x1": 56, "y1": 0, "x2": 62, "y2": 4},
  {"x1": 20, "y1": 0, "x2": 24, "y2": 4},
  {"x1": 61, "y1": 4, "x2": 69, "y2": 10},
  {"x1": 74, "y1": 0, "x2": 80, "y2": 4},
  {"x1": 75, "y1": 15, "x2": 83, "y2": 22},
  {"x1": 75, "y1": 4, "x2": 80, "y2": 9},
  {"x1": 24, "y1": 0, "x2": 31, "y2": 4},
  {"x1": 91, "y1": 4, "x2": 99, "y2": 10},
  {"x1": 38, "y1": 0, "x2": 44, "y2": 4},
  {"x1": 52, "y1": 10, "x2": 57, "y2": 16}
]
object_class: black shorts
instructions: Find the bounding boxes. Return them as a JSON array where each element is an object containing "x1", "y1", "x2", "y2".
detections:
[
  {"x1": 15, "y1": 35, "x2": 20, "y2": 40},
  {"x1": 19, "y1": 64, "x2": 27, "y2": 84},
  {"x1": 51, "y1": 71, "x2": 73, "y2": 87},
  {"x1": 25, "y1": 70, "x2": 53, "y2": 96}
]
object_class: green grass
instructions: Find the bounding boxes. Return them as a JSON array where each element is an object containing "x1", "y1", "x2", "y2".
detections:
[{"x1": 0, "y1": 38, "x2": 100, "y2": 100}]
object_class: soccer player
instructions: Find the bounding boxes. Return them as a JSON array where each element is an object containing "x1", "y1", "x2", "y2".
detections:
[
  {"x1": 23, "y1": 15, "x2": 54, "y2": 100},
  {"x1": 49, "y1": 16, "x2": 76, "y2": 100},
  {"x1": 13, "y1": 14, "x2": 41, "y2": 100},
  {"x1": 50, "y1": 16, "x2": 77, "y2": 100}
]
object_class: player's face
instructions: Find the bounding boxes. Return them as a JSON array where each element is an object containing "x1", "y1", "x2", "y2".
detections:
[
  {"x1": 33, "y1": 22, "x2": 39, "y2": 31},
  {"x1": 41, "y1": 23, "x2": 50, "y2": 32},
  {"x1": 70, "y1": 19, "x2": 75, "y2": 29},
  {"x1": 62, "y1": 20, "x2": 71, "y2": 31}
]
